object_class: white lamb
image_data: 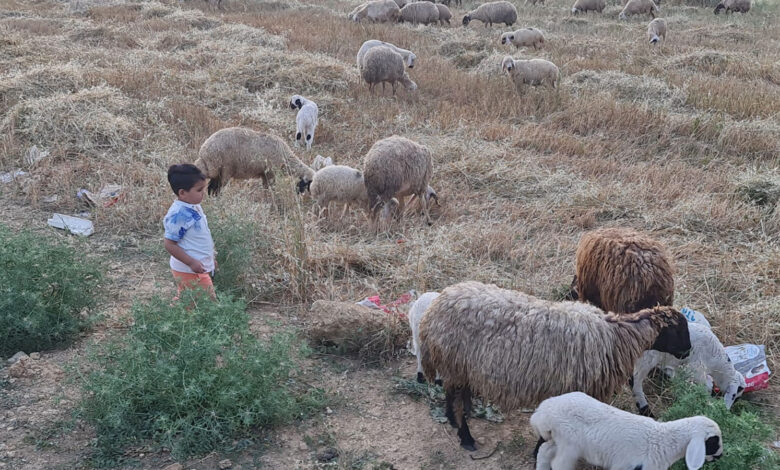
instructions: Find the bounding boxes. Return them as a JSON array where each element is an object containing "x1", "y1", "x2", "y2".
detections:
[
  {"x1": 532, "y1": 391, "x2": 723, "y2": 470},
  {"x1": 408, "y1": 292, "x2": 442, "y2": 385},
  {"x1": 308, "y1": 164, "x2": 370, "y2": 218},
  {"x1": 632, "y1": 321, "x2": 746, "y2": 416},
  {"x1": 289, "y1": 95, "x2": 318, "y2": 151}
]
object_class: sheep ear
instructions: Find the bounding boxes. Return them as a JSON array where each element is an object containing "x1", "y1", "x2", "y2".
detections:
[{"x1": 685, "y1": 436, "x2": 706, "y2": 470}]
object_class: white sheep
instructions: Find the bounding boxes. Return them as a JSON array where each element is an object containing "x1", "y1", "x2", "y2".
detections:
[
  {"x1": 408, "y1": 292, "x2": 442, "y2": 384},
  {"x1": 632, "y1": 321, "x2": 746, "y2": 416},
  {"x1": 361, "y1": 46, "x2": 418, "y2": 95},
  {"x1": 462, "y1": 1, "x2": 517, "y2": 27},
  {"x1": 620, "y1": 0, "x2": 659, "y2": 19},
  {"x1": 500, "y1": 28, "x2": 545, "y2": 49},
  {"x1": 308, "y1": 164, "x2": 370, "y2": 218},
  {"x1": 532, "y1": 391, "x2": 723, "y2": 470},
  {"x1": 289, "y1": 95, "x2": 318, "y2": 151},
  {"x1": 357, "y1": 40, "x2": 416, "y2": 73},
  {"x1": 501, "y1": 56, "x2": 560, "y2": 90},
  {"x1": 399, "y1": 1, "x2": 440, "y2": 25},
  {"x1": 647, "y1": 18, "x2": 666, "y2": 44},
  {"x1": 571, "y1": 0, "x2": 606, "y2": 14},
  {"x1": 349, "y1": 0, "x2": 401, "y2": 23}
]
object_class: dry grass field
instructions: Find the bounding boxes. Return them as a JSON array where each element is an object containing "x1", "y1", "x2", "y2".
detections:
[{"x1": 0, "y1": 0, "x2": 778, "y2": 467}]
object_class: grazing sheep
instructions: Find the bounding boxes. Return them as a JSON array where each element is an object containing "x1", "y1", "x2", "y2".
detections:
[
  {"x1": 572, "y1": 227, "x2": 674, "y2": 314},
  {"x1": 435, "y1": 4, "x2": 452, "y2": 25},
  {"x1": 361, "y1": 46, "x2": 418, "y2": 95},
  {"x1": 500, "y1": 28, "x2": 545, "y2": 49},
  {"x1": 195, "y1": 127, "x2": 314, "y2": 196},
  {"x1": 289, "y1": 95, "x2": 318, "y2": 151},
  {"x1": 309, "y1": 165, "x2": 370, "y2": 218},
  {"x1": 357, "y1": 40, "x2": 416, "y2": 72},
  {"x1": 532, "y1": 392, "x2": 723, "y2": 470},
  {"x1": 571, "y1": 0, "x2": 606, "y2": 14},
  {"x1": 620, "y1": 0, "x2": 659, "y2": 19},
  {"x1": 349, "y1": 0, "x2": 400, "y2": 23},
  {"x1": 399, "y1": 1, "x2": 440, "y2": 25},
  {"x1": 501, "y1": 56, "x2": 560, "y2": 90},
  {"x1": 714, "y1": 0, "x2": 750, "y2": 13},
  {"x1": 363, "y1": 135, "x2": 435, "y2": 227},
  {"x1": 632, "y1": 322, "x2": 746, "y2": 417},
  {"x1": 647, "y1": 17, "x2": 667, "y2": 44},
  {"x1": 409, "y1": 292, "x2": 442, "y2": 384},
  {"x1": 462, "y1": 1, "x2": 517, "y2": 27},
  {"x1": 419, "y1": 281, "x2": 692, "y2": 450}
]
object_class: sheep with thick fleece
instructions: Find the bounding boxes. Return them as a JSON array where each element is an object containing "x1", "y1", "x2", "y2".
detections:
[
  {"x1": 363, "y1": 135, "x2": 434, "y2": 227},
  {"x1": 500, "y1": 28, "x2": 545, "y2": 49},
  {"x1": 308, "y1": 164, "x2": 370, "y2": 218},
  {"x1": 289, "y1": 95, "x2": 318, "y2": 151},
  {"x1": 399, "y1": 2, "x2": 439, "y2": 25},
  {"x1": 571, "y1": 0, "x2": 606, "y2": 14},
  {"x1": 435, "y1": 4, "x2": 452, "y2": 25},
  {"x1": 714, "y1": 0, "x2": 750, "y2": 13},
  {"x1": 195, "y1": 127, "x2": 314, "y2": 196},
  {"x1": 620, "y1": 0, "x2": 659, "y2": 19},
  {"x1": 419, "y1": 281, "x2": 692, "y2": 450},
  {"x1": 501, "y1": 56, "x2": 559, "y2": 89},
  {"x1": 532, "y1": 391, "x2": 723, "y2": 470},
  {"x1": 408, "y1": 292, "x2": 442, "y2": 384},
  {"x1": 572, "y1": 227, "x2": 674, "y2": 314},
  {"x1": 361, "y1": 46, "x2": 417, "y2": 95},
  {"x1": 462, "y1": 1, "x2": 517, "y2": 27},
  {"x1": 647, "y1": 17, "x2": 667, "y2": 44},
  {"x1": 632, "y1": 321, "x2": 746, "y2": 416},
  {"x1": 349, "y1": 0, "x2": 400, "y2": 22},
  {"x1": 357, "y1": 40, "x2": 416, "y2": 72}
]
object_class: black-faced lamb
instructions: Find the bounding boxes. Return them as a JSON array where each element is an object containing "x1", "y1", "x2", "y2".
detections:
[
  {"x1": 289, "y1": 95, "x2": 318, "y2": 151},
  {"x1": 361, "y1": 46, "x2": 418, "y2": 95},
  {"x1": 462, "y1": 1, "x2": 517, "y2": 27},
  {"x1": 501, "y1": 56, "x2": 560, "y2": 90},
  {"x1": 632, "y1": 321, "x2": 746, "y2": 417},
  {"x1": 571, "y1": 0, "x2": 606, "y2": 14},
  {"x1": 647, "y1": 17, "x2": 667, "y2": 44},
  {"x1": 308, "y1": 164, "x2": 370, "y2": 218},
  {"x1": 500, "y1": 28, "x2": 545, "y2": 49},
  {"x1": 357, "y1": 40, "x2": 416, "y2": 72},
  {"x1": 349, "y1": 0, "x2": 401, "y2": 22},
  {"x1": 419, "y1": 281, "x2": 692, "y2": 450},
  {"x1": 620, "y1": 0, "x2": 659, "y2": 19},
  {"x1": 398, "y1": 1, "x2": 440, "y2": 25},
  {"x1": 195, "y1": 127, "x2": 315, "y2": 196},
  {"x1": 572, "y1": 227, "x2": 674, "y2": 314},
  {"x1": 408, "y1": 292, "x2": 442, "y2": 384},
  {"x1": 532, "y1": 391, "x2": 723, "y2": 470},
  {"x1": 363, "y1": 135, "x2": 435, "y2": 227},
  {"x1": 714, "y1": 0, "x2": 750, "y2": 13}
]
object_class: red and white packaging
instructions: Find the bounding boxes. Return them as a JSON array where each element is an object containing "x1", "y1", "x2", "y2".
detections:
[{"x1": 724, "y1": 344, "x2": 771, "y2": 393}]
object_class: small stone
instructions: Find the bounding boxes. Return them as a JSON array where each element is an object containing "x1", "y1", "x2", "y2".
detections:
[
  {"x1": 772, "y1": 441, "x2": 780, "y2": 449},
  {"x1": 298, "y1": 442, "x2": 308, "y2": 451},
  {"x1": 163, "y1": 464, "x2": 183, "y2": 470},
  {"x1": 316, "y1": 448, "x2": 339, "y2": 462},
  {"x1": 218, "y1": 459, "x2": 233, "y2": 469},
  {"x1": 325, "y1": 407, "x2": 333, "y2": 415},
  {"x1": 8, "y1": 361, "x2": 26, "y2": 378},
  {"x1": 7, "y1": 352, "x2": 28, "y2": 364},
  {"x1": 29, "y1": 353, "x2": 41, "y2": 360}
]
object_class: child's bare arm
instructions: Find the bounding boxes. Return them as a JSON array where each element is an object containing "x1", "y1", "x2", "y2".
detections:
[{"x1": 164, "y1": 239, "x2": 206, "y2": 273}]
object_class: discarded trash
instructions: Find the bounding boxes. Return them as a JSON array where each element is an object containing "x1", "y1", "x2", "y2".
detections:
[
  {"x1": 77, "y1": 184, "x2": 124, "y2": 208},
  {"x1": 0, "y1": 170, "x2": 27, "y2": 184},
  {"x1": 47, "y1": 213, "x2": 94, "y2": 237},
  {"x1": 356, "y1": 290, "x2": 418, "y2": 318},
  {"x1": 681, "y1": 307, "x2": 711, "y2": 328},
  {"x1": 724, "y1": 343, "x2": 771, "y2": 393},
  {"x1": 76, "y1": 188, "x2": 95, "y2": 207},
  {"x1": 41, "y1": 195, "x2": 59, "y2": 204},
  {"x1": 24, "y1": 145, "x2": 49, "y2": 167}
]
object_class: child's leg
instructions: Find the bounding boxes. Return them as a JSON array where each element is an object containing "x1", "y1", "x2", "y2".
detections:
[{"x1": 172, "y1": 270, "x2": 216, "y2": 299}]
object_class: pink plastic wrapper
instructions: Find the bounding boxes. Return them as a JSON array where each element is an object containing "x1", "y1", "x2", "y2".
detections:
[{"x1": 356, "y1": 291, "x2": 416, "y2": 319}]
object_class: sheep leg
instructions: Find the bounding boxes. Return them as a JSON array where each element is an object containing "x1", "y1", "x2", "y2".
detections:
[
  {"x1": 340, "y1": 202, "x2": 349, "y2": 219},
  {"x1": 295, "y1": 131, "x2": 301, "y2": 148},
  {"x1": 382, "y1": 82, "x2": 386, "y2": 94},
  {"x1": 630, "y1": 355, "x2": 656, "y2": 418},
  {"x1": 419, "y1": 191, "x2": 433, "y2": 226},
  {"x1": 535, "y1": 441, "x2": 555, "y2": 470},
  {"x1": 392, "y1": 81, "x2": 397, "y2": 96},
  {"x1": 456, "y1": 387, "x2": 476, "y2": 451},
  {"x1": 550, "y1": 451, "x2": 578, "y2": 470}
]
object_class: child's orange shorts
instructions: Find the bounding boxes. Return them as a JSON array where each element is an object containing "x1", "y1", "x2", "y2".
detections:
[{"x1": 171, "y1": 270, "x2": 215, "y2": 298}]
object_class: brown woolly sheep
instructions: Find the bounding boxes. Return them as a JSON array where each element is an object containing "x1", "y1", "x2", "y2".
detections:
[
  {"x1": 361, "y1": 46, "x2": 417, "y2": 95},
  {"x1": 435, "y1": 4, "x2": 452, "y2": 25},
  {"x1": 714, "y1": 0, "x2": 750, "y2": 13},
  {"x1": 349, "y1": 0, "x2": 400, "y2": 23},
  {"x1": 419, "y1": 281, "x2": 691, "y2": 451},
  {"x1": 572, "y1": 227, "x2": 674, "y2": 314},
  {"x1": 195, "y1": 127, "x2": 314, "y2": 196}
]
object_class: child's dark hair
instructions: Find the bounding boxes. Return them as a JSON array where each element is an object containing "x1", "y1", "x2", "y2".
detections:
[{"x1": 168, "y1": 164, "x2": 206, "y2": 195}]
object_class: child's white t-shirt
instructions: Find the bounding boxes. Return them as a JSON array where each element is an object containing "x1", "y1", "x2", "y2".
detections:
[{"x1": 163, "y1": 200, "x2": 215, "y2": 274}]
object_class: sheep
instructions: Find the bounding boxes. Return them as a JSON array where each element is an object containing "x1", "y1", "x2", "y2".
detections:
[
  {"x1": 356, "y1": 40, "x2": 416, "y2": 73},
  {"x1": 632, "y1": 321, "x2": 746, "y2": 417},
  {"x1": 311, "y1": 154, "x2": 333, "y2": 171},
  {"x1": 408, "y1": 292, "x2": 442, "y2": 385},
  {"x1": 619, "y1": 0, "x2": 659, "y2": 19},
  {"x1": 647, "y1": 17, "x2": 666, "y2": 44},
  {"x1": 195, "y1": 127, "x2": 315, "y2": 196},
  {"x1": 501, "y1": 56, "x2": 560, "y2": 90},
  {"x1": 571, "y1": 227, "x2": 674, "y2": 314},
  {"x1": 435, "y1": 4, "x2": 452, "y2": 25},
  {"x1": 289, "y1": 95, "x2": 318, "y2": 151},
  {"x1": 349, "y1": 0, "x2": 400, "y2": 23},
  {"x1": 526, "y1": 0, "x2": 544, "y2": 5},
  {"x1": 418, "y1": 281, "x2": 692, "y2": 450},
  {"x1": 500, "y1": 28, "x2": 545, "y2": 49},
  {"x1": 363, "y1": 135, "x2": 435, "y2": 227},
  {"x1": 714, "y1": 0, "x2": 750, "y2": 13},
  {"x1": 361, "y1": 46, "x2": 418, "y2": 95},
  {"x1": 462, "y1": 1, "x2": 517, "y2": 27},
  {"x1": 571, "y1": 0, "x2": 606, "y2": 14},
  {"x1": 532, "y1": 391, "x2": 723, "y2": 470},
  {"x1": 398, "y1": 1, "x2": 440, "y2": 25},
  {"x1": 308, "y1": 164, "x2": 370, "y2": 218}
]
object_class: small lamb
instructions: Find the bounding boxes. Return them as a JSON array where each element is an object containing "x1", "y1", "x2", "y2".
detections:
[
  {"x1": 501, "y1": 56, "x2": 559, "y2": 90},
  {"x1": 647, "y1": 17, "x2": 666, "y2": 44},
  {"x1": 308, "y1": 164, "x2": 370, "y2": 218},
  {"x1": 532, "y1": 391, "x2": 723, "y2": 470},
  {"x1": 289, "y1": 95, "x2": 318, "y2": 151},
  {"x1": 500, "y1": 28, "x2": 545, "y2": 49},
  {"x1": 632, "y1": 321, "x2": 746, "y2": 416},
  {"x1": 408, "y1": 292, "x2": 441, "y2": 384}
]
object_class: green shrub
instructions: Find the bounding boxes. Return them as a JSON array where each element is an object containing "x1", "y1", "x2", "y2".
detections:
[
  {"x1": 210, "y1": 214, "x2": 272, "y2": 299},
  {"x1": 0, "y1": 225, "x2": 102, "y2": 357},
  {"x1": 662, "y1": 377, "x2": 778, "y2": 470},
  {"x1": 77, "y1": 292, "x2": 325, "y2": 465}
]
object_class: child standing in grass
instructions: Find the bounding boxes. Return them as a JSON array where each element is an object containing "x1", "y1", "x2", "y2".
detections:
[{"x1": 163, "y1": 164, "x2": 216, "y2": 298}]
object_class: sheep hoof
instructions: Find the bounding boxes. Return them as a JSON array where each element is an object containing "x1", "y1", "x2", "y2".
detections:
[
  {"x1": 461, "y1": 442, "x2": 477, "y2": 452},
  {"x1": 434, "y1": 378, "x2": 443, "y2": 386},
  {"x1": 416, "y1": 372, "x2": 426, "y2": 384}
]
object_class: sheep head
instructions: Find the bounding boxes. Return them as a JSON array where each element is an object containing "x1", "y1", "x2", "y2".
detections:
[{"x1": 501, "y1": 56, "x2": 515, "y2": 73}]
